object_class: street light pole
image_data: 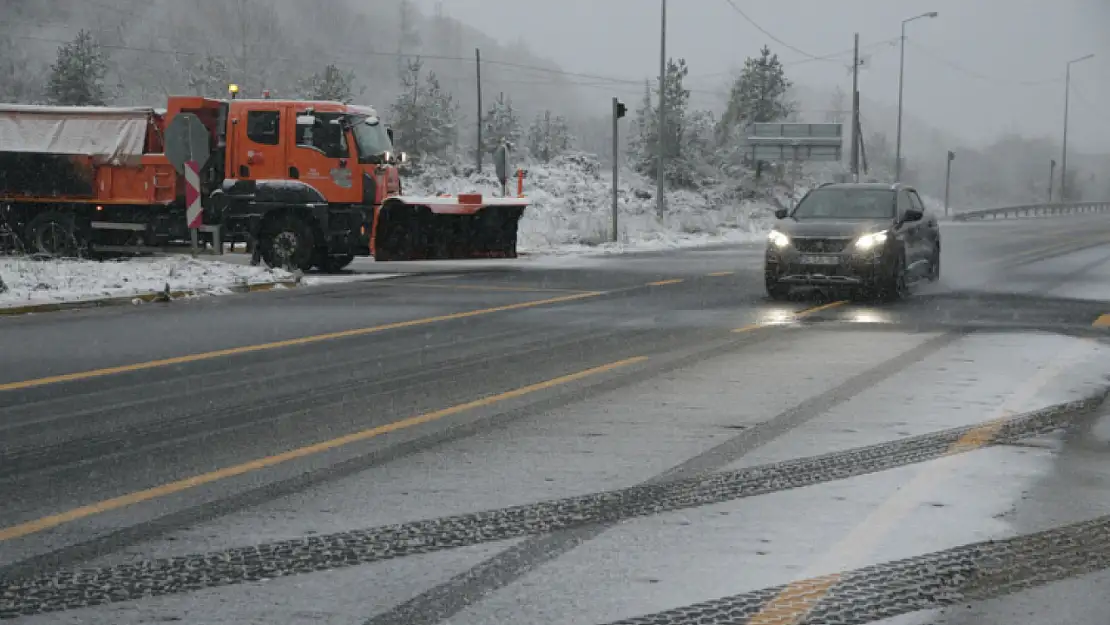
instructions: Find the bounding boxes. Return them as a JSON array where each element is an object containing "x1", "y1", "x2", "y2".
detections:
[
  {"x1": 894, "y1": 11, "x2": 938, "y2": 182},
  {"x1": 656, "y1": 0, "x2": 667, "y2": 219},
  {"x1": 1062, "y1": 53, "x2": 1094, "y2": 201}
]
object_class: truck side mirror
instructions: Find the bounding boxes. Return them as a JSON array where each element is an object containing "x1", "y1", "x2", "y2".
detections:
[{"x1": 774, "y1": 208, "x2": 788, "y2": 219}]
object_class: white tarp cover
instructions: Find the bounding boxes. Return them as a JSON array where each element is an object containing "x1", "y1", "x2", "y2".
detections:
[{"x1": 0, "y1": 104, "x2": 154, "y2": 165}]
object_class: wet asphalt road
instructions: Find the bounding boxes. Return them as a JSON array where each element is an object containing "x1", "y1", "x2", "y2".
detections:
[{"x1": 4, "y1": 214, "x2": 1110, "y2": 623}]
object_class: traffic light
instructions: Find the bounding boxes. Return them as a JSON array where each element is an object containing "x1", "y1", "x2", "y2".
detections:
[{"x1": 615, "y1": 99, "x2": 627, "y2": 119}]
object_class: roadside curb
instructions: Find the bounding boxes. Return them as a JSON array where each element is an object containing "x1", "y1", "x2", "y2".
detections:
[{"x1": 0, "y1": 279, "x2": 301, "y2": 316}]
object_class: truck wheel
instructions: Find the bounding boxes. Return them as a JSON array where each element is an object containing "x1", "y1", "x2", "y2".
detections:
[
  {"x1": 261, "y1": 215, "x2": 315, "y2": 272},
  {"x1": 26, "y1": 211, "x2": 87, "y2": 258}
]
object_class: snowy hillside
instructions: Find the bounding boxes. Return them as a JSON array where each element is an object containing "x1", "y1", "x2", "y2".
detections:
[{"x1": 404, "y1": 153, "x2": 792, "y2": 255}]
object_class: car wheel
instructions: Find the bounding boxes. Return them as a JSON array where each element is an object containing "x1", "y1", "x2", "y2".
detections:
[
  {"x1": 927, "y1": 243, "x2": 941, "y2": 281},
  {"x1": 765, "y1": 277, "x2": 790, "y2": 301},
  {"x1": 882, "y1": 253, "x2": 909, "y2": 301}
]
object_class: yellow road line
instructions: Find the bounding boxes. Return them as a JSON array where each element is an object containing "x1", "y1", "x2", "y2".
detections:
[
  {"x1": 646, "y1": 278, "x2": 685, "y2": 286},
  {"x1": 0, "y1": 291, "x2": 604, "y2": 394},
  {"x1": 398, "y1": 283, "x2": 590, "y2": 293},
  {"x1": 744, "y1": 338, "x2": 1090, "y2": 624},
  {"x1": 1093, "y1": 314, "x2": 1110, "y2": 328},
  {"x1": 797, "y1": 300, "x2": 847, "y2": 317},
  {"x1": 0, "y1": 356, "x2": 648, "y2": 542},
  {"x1": 731, "y1": 301, "x2": 846, "y2": 334},
  {"x1": 707, "y1": 271, "x2": 735, "y2": 277}
]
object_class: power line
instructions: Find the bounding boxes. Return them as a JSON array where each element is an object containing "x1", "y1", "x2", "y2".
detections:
[
  {"x1": 904, "y1": 40, "x2": 1062, "y2": 87},
  {"x1": 719, "y1": 0, "x2": 821, "y2": 60},
  {"x1": 687, "y1": 37, "x2": 901, "y2": 81}
]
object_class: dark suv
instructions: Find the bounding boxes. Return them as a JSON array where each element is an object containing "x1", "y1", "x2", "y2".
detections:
[{"x1": 764, "y1": 182, "x2": 940, "y2": 301}]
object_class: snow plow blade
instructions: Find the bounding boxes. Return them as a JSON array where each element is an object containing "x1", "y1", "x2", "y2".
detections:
[{"x1": 372, "y1": 195, "x2": 529, "y2": 261}]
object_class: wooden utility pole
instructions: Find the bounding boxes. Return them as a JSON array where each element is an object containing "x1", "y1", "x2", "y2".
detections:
[
  {"x1": 475, "y1": 48, "x2": 483, "y2": 172},
  {"x1": 850, "y1": 33, "x2": 861, "y2": 181}
]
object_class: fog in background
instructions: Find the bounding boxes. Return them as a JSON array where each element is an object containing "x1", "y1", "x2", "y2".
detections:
[
  {"x1": 1, "y1": 0, "x2": 1106, "y2": 208},
  {"x1": 425, "y1": 0, "x2": 1108, "y2": 150}
]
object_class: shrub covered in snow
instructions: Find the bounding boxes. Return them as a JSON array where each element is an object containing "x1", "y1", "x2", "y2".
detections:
[{"x1": 405, "y1": 151, "x2": 790, "y2": 255}]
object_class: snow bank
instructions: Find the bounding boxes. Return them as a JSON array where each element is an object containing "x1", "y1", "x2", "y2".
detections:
[
  {"x1": 0, "y1": 256, "x2": 293, "y2": 308},
  {"x1": 404, "y1": 153, "x2": 780, "y2": 255}
]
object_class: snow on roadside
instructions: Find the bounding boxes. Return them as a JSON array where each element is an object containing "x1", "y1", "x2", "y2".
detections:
[
  {"x1": 0, "y1": 255, "x2": 294, "y2": 309},
  {"x1": 404, "y1": 153, "x2": 780, "y2": 256}
]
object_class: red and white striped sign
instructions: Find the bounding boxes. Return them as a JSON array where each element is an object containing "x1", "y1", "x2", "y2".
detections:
[{"x1": 185, "y1": 160, "x2": 202, "y2": 229}]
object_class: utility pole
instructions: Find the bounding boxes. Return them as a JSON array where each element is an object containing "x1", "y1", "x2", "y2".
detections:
[
  {"x1": 612, "y1": 98, "x2": 627, "y2": 243},
  {"x1": 656, "y1": 0, "x2": 667, "y2": 220},
  {"x1": 943, "y1": 150, "x2": 954, "y2": 217},
  {"x1": 1049, "y1": 159, "x2": 1057, "y2": 202},
  {"x1": 475, "y1": 48, "x2": 483, "y2": 172},
  {"x1": 850, "y1": 33, "x2": 861, "y2": 181}
]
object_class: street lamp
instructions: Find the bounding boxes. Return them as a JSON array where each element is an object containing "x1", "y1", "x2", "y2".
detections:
[
  {"x1": 1061, "y1": 53, "x2": 1094, "y2": 201},
  {"x1": 656, "y1": 0, "x2": 667, "y2": 219},
  {"x1": 894, "y1": 11, "x2": 938, "y2": 182}
]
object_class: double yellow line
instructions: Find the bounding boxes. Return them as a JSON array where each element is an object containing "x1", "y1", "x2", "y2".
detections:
[{"x1": 0, "y1": 289, "x2": 841, "y2": 542}]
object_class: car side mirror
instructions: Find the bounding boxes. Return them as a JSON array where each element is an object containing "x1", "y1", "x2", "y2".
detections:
[
  {"x1": 903, "y1": 208, "x2": 924, "y2": 222},
  {"x1": 774, "y1": 208, "x2": 789, "y2": 219}
]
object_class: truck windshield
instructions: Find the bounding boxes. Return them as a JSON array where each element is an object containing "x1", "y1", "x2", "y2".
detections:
[
  {"x1": 792, "y1": 188, "x2": 896, "y2": 220},
  {"x1": 352, "y1": 118, "x2": 393, "y2": 163}
]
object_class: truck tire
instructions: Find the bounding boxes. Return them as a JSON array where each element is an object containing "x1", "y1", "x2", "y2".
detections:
[
  {"x1": 25, "y1": 211, "x2": 87, "y2": 258},
  {"x1": 260, "y1": 214, "x2": 315, "y2": 272}
]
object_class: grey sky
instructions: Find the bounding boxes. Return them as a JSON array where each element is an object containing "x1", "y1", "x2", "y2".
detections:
[{"x1": 417, "y1": 0, "x2": 1107, "y2": 152}]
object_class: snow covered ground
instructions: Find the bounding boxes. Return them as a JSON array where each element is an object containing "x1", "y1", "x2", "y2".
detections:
[
  {"x1": 0, "y1": 256, "x2": 295, "y2": 309},
  {"x1": 405, "y1": 153, "x2": 782, "y2": 256}
]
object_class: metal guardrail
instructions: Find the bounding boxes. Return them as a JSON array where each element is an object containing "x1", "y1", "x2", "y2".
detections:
[{"x1": 951, "y1": 201, "x2": 1110, "y2": 222}]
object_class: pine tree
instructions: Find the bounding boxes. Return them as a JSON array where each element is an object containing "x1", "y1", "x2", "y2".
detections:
[
  {"x1": 526, "y1": 110, "x2": 573, "y2": 162},
  {"x1": 187, "y1": 55, "x2": 231, "y2": 97},
  {"x1": 825, "y1": 85, "x2": 847, "y2": 124},
  {"x1": 481, "y1": 92, "x2": 522, "y2": 155},
  {"x1": 0, "y1": 34, "x2": 37, "y2": 102},
  {"x1": 298, "y1": 64, "x2": 356, "y2": 103},
  {"x1": 719, "y1": 45, "x2": 795, "y2": 140},
  {"x1": 628, "y1": 80, "x2": 656, "y2": 173},
  {"x1": 631, "y1": 58, "x2": 694, "y2": 187},
  {"x1": 46, "y1": 29, "x2": 108, "y2": 106},
  {"x1": 389, "y1": 58, "x2": 458, "y2": 157}
]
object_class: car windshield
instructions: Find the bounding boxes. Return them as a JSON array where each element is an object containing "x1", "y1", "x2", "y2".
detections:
[
  {"x1": 351, "y1": 117, "x2": 393, "y2": 162},
  {"x1": 792, "y1": 188, "x2": 896, "y2": 220}
]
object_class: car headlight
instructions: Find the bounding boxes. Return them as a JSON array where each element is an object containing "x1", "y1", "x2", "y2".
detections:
[
  {"x1": 768, "y1": 230, "x2": 790, "y2": 248},
  {"x1": 855, "y1": 231, "x2": 889, "y2": 251}
]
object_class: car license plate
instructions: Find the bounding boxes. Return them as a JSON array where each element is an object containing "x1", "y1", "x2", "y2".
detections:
[{"x1": 799, "y1": 254, "x2": 840, "y2": 265}]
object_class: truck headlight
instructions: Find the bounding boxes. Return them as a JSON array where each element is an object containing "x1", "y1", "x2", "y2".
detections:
[
  {"x1": 768, "y1": 230, "x2": 790, "y2": 248},
  {"x1": 855, "y1": 231, "x2": 889, "y2": 251}
]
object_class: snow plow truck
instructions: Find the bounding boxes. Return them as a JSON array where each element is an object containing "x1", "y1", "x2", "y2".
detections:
[{"x1": 0, "y1": 96, "x2": 529, "y2": 270}]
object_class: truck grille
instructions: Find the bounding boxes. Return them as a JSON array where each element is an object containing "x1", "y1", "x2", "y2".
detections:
[{"x1": 793, "y1": 237, "x2": 851, "y2": 253}]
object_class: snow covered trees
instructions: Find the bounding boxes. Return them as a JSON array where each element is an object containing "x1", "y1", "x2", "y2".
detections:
[
  {"x1": 629, "y1": 58, "x2": 696, "y2": 187},
  {"x1": 46, "y1": 29, "x2": 107, "y2": 106},
  {"x1": 298, "y1": 64, "x2": 357, "y2": 104},
  {"x1": 187, "y1": 55, "x2": 231, "y2": 98},
  {"x1": 526, "y1": 111, "x2": 573, "y2": 162},
  {"x1": 390, "y1": 58, "x2": 459, "y2": 157},
  {"x1": 481, "y1": 92, "x2": 522, "y2": 155},
  {"x1": 719, "y1": 45, "x2": 795, "y2": 141}
]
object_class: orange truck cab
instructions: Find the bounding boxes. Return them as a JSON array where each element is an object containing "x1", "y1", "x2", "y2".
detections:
[{"x1": 0, "y1": 95, "x2": 529, "y2": 269}]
